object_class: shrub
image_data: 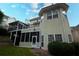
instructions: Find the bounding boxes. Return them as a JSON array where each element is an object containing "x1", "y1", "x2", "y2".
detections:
[
  {"x1": 48, "y1": 41, "x2": 75, "y2": 56},
  {"x1": 71, "y1": 42, "x2": 79, "y2": 56}
]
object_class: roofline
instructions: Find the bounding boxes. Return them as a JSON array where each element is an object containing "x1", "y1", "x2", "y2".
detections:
[
  {"x1": 39, "y1": 3, "x2": 69, "y2": 16},
  {"x1": 9, "y1": 21, "x2": 28, "y2": 26},
  {"x1": 30, "y1": 17, "x2": 40, "y2": 22}
]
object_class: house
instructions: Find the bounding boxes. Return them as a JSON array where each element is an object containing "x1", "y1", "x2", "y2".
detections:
[
  {"x1": 71, "y1": 25, "x2": 79, "y2": 42},
  {"x1": 0, "y1": 15, "x2": 9, "y2": 29},
  {"x1": 0, "y1": 15, "x2": 16, "y2": 30},
  {"x1": 9, "y1": 3, "x2": 73, "y2": 50}
]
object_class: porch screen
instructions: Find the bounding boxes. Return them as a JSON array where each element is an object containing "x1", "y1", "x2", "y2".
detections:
[
  {"x1": 21, "y1": 33, "x2": 25, "y2": 42},
  {"x1": 25, "y1": 33, "x2": 29, "y2": 42}
]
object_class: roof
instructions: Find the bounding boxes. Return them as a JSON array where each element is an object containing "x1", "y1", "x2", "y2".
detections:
[
  {"x1": 9, "y1": 21, "x2": 29, "y2": 26},
  {"x1": 39, "y1": 3, "x2": 69, "y2": 16},
  {"x1": 71, "y1": 24, "x2": 79, "y2": 30},
  {"x1": 30, "y1": 17, "x2": 40, "y2": 22}
]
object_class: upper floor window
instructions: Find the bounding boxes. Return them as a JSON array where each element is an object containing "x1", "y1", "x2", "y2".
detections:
[
  {"x1": 48, "y1": 34, "x2": 54, "y2": 42},
  {"x1": 55, "y1": 34, "x2": 62, "y2": 41},
  {"x1": 53, "y1": 10, "x2": 58, "y2": 18},
  {"x1": 47, "y1": 11, "x2": 52, "y2": 19}
]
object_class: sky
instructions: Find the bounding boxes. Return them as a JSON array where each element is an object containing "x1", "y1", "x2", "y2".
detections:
[{"x1": 0, "y1": 3, "x2": 79, "y2": 26}]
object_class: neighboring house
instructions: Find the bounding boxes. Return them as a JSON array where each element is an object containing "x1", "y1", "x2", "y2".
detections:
[
  {"x1": 71, "y1": 25, "x2": 79, "y2": 42},
  {"x1": 0, "y1": 15, "x2": 9, "y2": 29},
  {"x1": 0, "y1": 16, "x2": 16, "y2": 30},
  {"x1": 9, "y1": 3, "x2": 73, "y2": 50}
]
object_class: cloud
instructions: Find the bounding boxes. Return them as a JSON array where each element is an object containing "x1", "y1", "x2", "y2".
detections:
[
  {"x1": 32, "y1": 3, "x2": 38, "y2": 9},
  {"x1": 1, "y1": 9, "x2": 6, "y2": 12},
  {"x1": 29, "y1": 15, "x2": 38, "y2": 20},
  {"x1": 44, "y1": 3, "x2": 52, "y2": 7},
  {"x1": 11, "y1": 5, "x2": 17, "y2": 8},
  {"x1": 20, "y1": 5, "x2": 26, "y2": 9},
  {"x1": 30, "y1": 3, "x2": 53, "y2": 13},
  {"x1": 25, "y1": 12, "x2": 29, "y2": 15},
  {"x1": 7, "y1": 17, "x2": 16, "y2": 23},
  {"x1": 31, "y1": 3, "x2": 40, "y2": 13}
]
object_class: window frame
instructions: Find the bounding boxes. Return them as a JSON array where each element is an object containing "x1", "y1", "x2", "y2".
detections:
[
  {"x1": 53, "y1": 10, "x2": 58, "y2": 18},
  {"x1": 47, "y1": 11, "x2": 52, "y2": 20},
  {"x1": 48, "y1": 34, "x2": 54, "y2": 42},
  {"x1": 55, "y1": 34, "x2": 62, "y2": 41},
  {"x1": 68, "y1": 34, "x2": 72, "y2": 42}
]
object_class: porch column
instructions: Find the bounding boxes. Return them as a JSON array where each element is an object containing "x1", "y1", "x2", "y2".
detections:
[
  {"x1": 10, "y1": 32, "x2": 12, "y2": 40},
  {"x1": 14, "y1": 23, "x2": 18, "y2": 46},
  {"x1": 14, "y1": 31, "x2": 17, "y2": 46}
]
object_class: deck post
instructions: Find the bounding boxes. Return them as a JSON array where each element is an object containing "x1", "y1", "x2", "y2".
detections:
[
  {"x1": 14, "y1": 31, "x2": 17, "y2": 46},
  {"x1": 10, "y1": 32, "x2": 12, "y2": 40},
  {"x1": 14, "y1": 23, "x2": 18, "y2": 46}
]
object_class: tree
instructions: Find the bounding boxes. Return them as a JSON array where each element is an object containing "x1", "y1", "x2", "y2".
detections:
[{"x1": 0, "y1": 10, "x2": 5, "y2": 24}]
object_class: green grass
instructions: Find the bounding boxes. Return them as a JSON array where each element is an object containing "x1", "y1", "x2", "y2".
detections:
[
  {"x1": 0, "y1": 46, "x2": 34, "y2": 56},
  {"x1": 0, "y1": 36, "x2": 34, "y2": 56}
]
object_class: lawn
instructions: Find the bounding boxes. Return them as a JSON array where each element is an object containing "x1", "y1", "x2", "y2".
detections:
[
  {"x1": 0, "y1": 46, "x2": 34, "y2": 56},
  {"x1": 0, "y1": 36, "x2": 34, "y2": 56}
]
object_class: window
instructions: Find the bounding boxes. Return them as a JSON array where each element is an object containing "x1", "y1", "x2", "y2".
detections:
[
  {"x1": 68, "y1": 34, "x2": 72, "y2": 42},
  {"x1": 25, "y1": 33, "x2": 29, "y2": 42},
  {"x1": 47, "y1": 11, "x2": 52, "y2": 19},
  {"x1": 41, "y1": 35, "x2": 44, "y2": 47},
  {"x1": 64, "y1": 14, "x2": 68, "y2": 20},
  {"x1": 48, "y1": 34, "x2": 54, "y2": 42},
  {"x1": 21, "y1": 33, "x2": 25, "y2": 42},
  {"x1": 53, "y1": 10, "x2": 58, "y2": 18},
  {"x1": 55, "y1": 34, "x2": 62, "y2": 41}
]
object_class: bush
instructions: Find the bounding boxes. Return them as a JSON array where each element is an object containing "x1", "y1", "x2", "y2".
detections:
[
  {"x1": 71, "y1": 42, "x2": 79, "y2": 56},
  {"x1": 48, "y1": 41, "x2": 75, "y2": 56}
]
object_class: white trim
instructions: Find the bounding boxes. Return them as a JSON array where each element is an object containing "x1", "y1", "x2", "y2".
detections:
[
  {"x1": 10, "y1": 32, "x2": 12, "y2": 40},
  {"x1": 14, "y1": 23, "x2": 19, "y2": 46},
  {"x1": 32, "y1": 36, "x2": 37, "y2": 48},
  {"x1": 14, "y1": 31, "x2": 17, "y2": 46}
]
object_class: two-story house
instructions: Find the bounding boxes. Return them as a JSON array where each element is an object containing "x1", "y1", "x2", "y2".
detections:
[{"x1": 9, "y1": 3, "x2": 73, "y2": 50}]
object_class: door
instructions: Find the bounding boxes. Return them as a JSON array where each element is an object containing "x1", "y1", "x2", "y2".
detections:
[{"x1": 32, "y1": 36, "x2": 37, "y2": 48}]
